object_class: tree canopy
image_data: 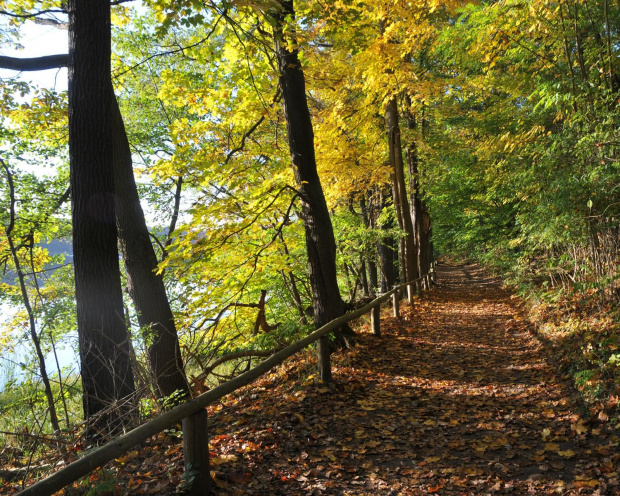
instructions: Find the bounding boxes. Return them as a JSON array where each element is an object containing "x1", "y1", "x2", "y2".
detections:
[{"x1": 0, "y1": 0, "x2": 618, "y2": 462}]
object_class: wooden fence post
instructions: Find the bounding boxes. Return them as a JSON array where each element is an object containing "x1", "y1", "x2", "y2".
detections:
[
  {"x1": 17, "y1": 284, "x2": 404, "y2": 496},
  {"x1": 407, "y1": 283, "x2": 414, "y2": 305},
  {"x1": 432, "y1": 262, "x2": 437, "y2": 283},
  {"x1": 370, "y1": 305, "x2": 381, "y2": 336},
  {"x1": 392, "y1": 292, "x2": 400, "y2": 319},
  {"x1": 416, "y1": 280, "x2": 422, "y2": 297},
  {"x1": 317, "y1": 335, "x2": 332, "y2": 382},
  {"x1": 182, "y1": 409, "x2": 211, "y2": 496}
]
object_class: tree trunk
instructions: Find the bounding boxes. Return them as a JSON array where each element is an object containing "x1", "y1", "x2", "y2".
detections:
[
  {"x1": 378, "y1": 188, "x2": 397, "y2": 292},
  {"x1": 422, "y1": 210, "x2": 432, "y2": 274},
  {"x1": 360, "y1": 197, "x2": 378, "y2": 295},
  {"x1": 68, "y1": 0, "x2": 134, "y2": 434},
  {"x1": 406, "y1": 110, "x2": 432, "y2": 278},
  {"x1": 359, "y1": 257, "x2": 369, "y2": 296},
  {"x1": 367, "y1": 258, "x2": 378, "y2": 295},
  {"x1": 406, "y1": 124, "x2": 426, "y2": 278},
  {"x1": 109, "y1": 94, "x2": 190, "y2": 401},
  {"x1": 0, "y1": 12, "x2": 190, "y2": 404},
  {"x1": 2, "y1": 162, "x2": 61, "y2": 434},
  {"x1": 386, "y1": 99, "x2": 418, "y2": 285},
  {"x1": 273, "y1": 0, "x2": 353, "y2": 380}
]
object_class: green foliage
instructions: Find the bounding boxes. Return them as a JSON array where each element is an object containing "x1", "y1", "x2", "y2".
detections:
[
  {"x1": 0, "y1": 373, "x2": 82, "y2": 453},
  {"x1": 1, "y1": 0, "x2": 619, "y2": 463},
  {"x1": 81, "y1": 469, "x2": 117, "y2": 496},
  {"x1": 424, "y1": 0, "x2": 620, "y2": 301}
]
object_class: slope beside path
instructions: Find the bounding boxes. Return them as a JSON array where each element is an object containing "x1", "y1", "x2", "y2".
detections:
[
  {"x1": 206, "y1": 263, "x2": 618, "y2": 495},
  {"x1": 13, "y1": 263, "x2": 615, "y2": 495}
]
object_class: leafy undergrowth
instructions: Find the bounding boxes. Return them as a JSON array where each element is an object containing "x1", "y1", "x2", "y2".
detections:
[
  {"x1": 526, "y1": 288, "x2": 620, "y2": 426},
  {"x1": 3, "y1": 263, "x2": 620, "y2": 495}
]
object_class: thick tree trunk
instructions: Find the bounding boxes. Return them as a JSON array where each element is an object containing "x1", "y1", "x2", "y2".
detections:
[
  {"x1": 68, "y1": 0, "x2": 134, "y2": 434},
  {"x1": 407, "y1": 136, "x2": 427, "y2": 278},
  {"x1": 406, "y1": 110, "x2": 432, "y2": 278},
  {"x1": 109, "y1": 96, "x2": 190, "y2": 401},
  {"x1": 0, "y1": 17, "x2": 190, "y2": 403},
  {"x1": 273, "y1": 0, "x2": 353, "y2": 380},
  {"x1": 386, "y1": 99, "x2": 418, "y2": 285}
]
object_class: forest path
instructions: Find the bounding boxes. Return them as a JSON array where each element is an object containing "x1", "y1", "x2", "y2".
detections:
[{"x1": 208, "y1": 263, "x2": 618, "y2": 495}]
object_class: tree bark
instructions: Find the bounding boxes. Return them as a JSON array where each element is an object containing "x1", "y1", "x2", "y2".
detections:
[
  {"x1": 68, "y1": 0, "x2": 134, "y2": 434},
  {"x1": 422, "y1": 210, "x2": 433, "y2": 275},
  {"x1": 378, "y1": 188, "x2": 397, "y2": 292},
  {"x1": 0, "y1": 54, "x2": 68, "y2": 71},
  {"x1": 367, "y1": 257, "x2": 378, "y2": 295},
  {"x1": 386, "y1": 99, "x2": 418, "y2": 285},
  {"x1": 2, "y1": 161, "x2": 61, "y2": 434},
  {"x1": 360, "y1": 197, "x2": 378, "y2": 295},
  {"x1": 359, "y1": 257, "x2": 369, "y2": 296},
  {"x1": 406, "y1": 118, "x2": 428, "y2": 279},
  {"x1": 0, "y1": 51, "x2": 191, "y2": 403},
  {"x1": 273, "y1": 0, "x2": 353, "y2": 380},
  {"x1": 109, "y1": 94, "x2": 190, "y2": 401},
  {"x1": 406, "y1": 109, "x2": 433, "y2": 278}
]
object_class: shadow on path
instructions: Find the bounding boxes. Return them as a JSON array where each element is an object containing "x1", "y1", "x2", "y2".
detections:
[{"x1": 209, "y1": 263, "x2": 619, "y2": 495}]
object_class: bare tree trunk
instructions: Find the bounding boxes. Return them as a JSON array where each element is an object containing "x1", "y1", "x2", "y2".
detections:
[
  {"x1": 109, "y1": 95, "x2": 190, "y2": 402},
  {"x1": 360, "y1": 197, "x2": 378, "y2": 295},
  {"x1": 273, "y1": 0, "x2": 353, "y2": 381},
  {"x1": 407, "y1": 108, "x2": 433, "y2": 278},
  {"x1": 386, "y1": 99, "x2": 418, "y2": 285},
  {"x1": 0, "y1": 6, "x2": 189, "y2": 407},
  {"x1": 378, "y1": 188, "x2": 397, "y2": 292},
  {"x1": 68, "y1": 0, "x2": 134, "y2": 435},
  {"x1": 407, "y1": 132, "x2": 429, "y2": 277}
]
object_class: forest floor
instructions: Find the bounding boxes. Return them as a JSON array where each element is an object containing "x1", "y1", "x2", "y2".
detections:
[
  {"x1": 4, "y1": 263, "x2": 620, "y2": 495},
  {"x1": 193, "y1": 263, "x2": 618, "y2": 495}
]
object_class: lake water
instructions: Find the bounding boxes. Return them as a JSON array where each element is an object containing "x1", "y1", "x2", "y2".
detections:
[
  {"x1": 0, "y1": 301, "x2": 79, "y2": 392},
  {"x1": 0, "y1": 238, "x2": 78, "y2": 392}
]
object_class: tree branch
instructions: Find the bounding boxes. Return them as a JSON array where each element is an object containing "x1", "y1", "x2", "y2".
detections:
[
  {"x1": 0, "y1": 9, "x2": 65, "y2": 19},
  {"x1": 113, "y1": 13, "x2": 225, "y2": 78},
  {"x1": 0, "y1": 54, "x2": 68, "y2": 71},
  {"x1": 191, "y1": 349, "x2": 274, "y2": 390},
  {"x1": 34, "y1": 17, "x2": 68, "y2": 30},
  {"x1": 222, "y1": 89, "x2": 281, "y2": 166},
  {"x1": 163, "y1": 176, "x2": 183, "y2": 257}
]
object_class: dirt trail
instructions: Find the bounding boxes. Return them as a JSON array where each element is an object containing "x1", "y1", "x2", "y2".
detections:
[{"x1": 208, "y1": 263, "x2": 618, "y2": 495}]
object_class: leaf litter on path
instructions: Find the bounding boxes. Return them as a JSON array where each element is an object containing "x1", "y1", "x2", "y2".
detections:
[
  {"x1": 16, "y1": 263, "x2": 616, "y2": 495},
  {"x1": 205, "y1": 263, "x2": 618, "y2": 495}
]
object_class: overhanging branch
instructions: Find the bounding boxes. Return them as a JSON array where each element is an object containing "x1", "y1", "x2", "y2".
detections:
[
  {"x1": 0, "y1": 9, "x2": 65, "y2": 19},
  {"x1": 0, "y1": 54, "x2": 68, "y2": 72}
]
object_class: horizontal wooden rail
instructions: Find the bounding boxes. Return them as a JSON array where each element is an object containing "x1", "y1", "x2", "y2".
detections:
[{"x1": 19, "y1": 267, "x2": 435, "y2": 496}]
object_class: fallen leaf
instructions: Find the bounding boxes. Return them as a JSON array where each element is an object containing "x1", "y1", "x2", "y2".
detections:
[{"x1": 558, "y1": 449, "x2": 576, "y2": 458}]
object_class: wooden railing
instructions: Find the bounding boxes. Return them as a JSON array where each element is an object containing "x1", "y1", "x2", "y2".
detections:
[{"x1": 19, "y1": 262, "x2": 437, "y2": 496}]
